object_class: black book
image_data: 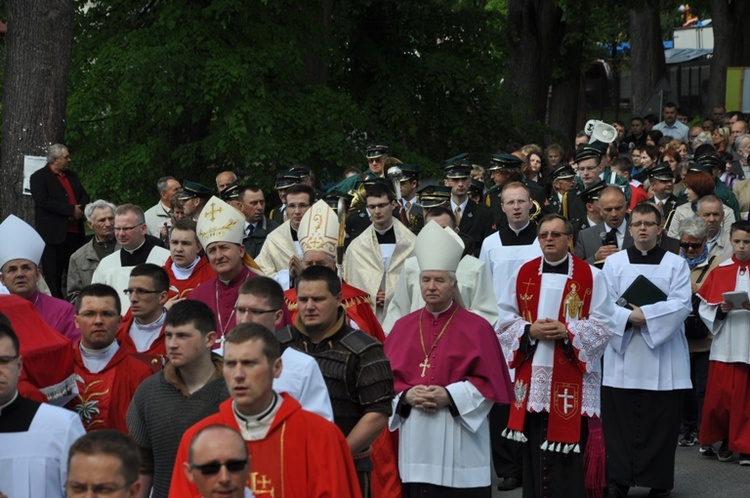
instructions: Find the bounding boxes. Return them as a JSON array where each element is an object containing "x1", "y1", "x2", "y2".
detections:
[{"x1": 620, "y1": 275, "x2": 667, "y2": 307}]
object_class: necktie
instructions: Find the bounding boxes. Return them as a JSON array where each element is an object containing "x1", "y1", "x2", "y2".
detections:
[
  {"x1": 454, "y1": 206, "x2": 462, "y2": 226},
  {"x1": 246, "y1": 224, "x2": 255, "y2": 237},
  {"x1": 656, "y1": 200, "x2": 664, "y2": 215},
  {"x1": 404, "y1": 201, "x2": 411, "y2": 222},
  {"x1": 607, "y1": 226, "x2": 618, "y2": 248}
]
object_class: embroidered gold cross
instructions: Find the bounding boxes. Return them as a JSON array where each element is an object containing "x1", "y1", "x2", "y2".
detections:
[{"x1": 205, "y1": 202, "x2": 222, "y2": 222}]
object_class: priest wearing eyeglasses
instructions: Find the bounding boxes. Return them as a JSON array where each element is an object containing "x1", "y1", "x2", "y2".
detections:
[
  {"x1": 385, "y1": 221, "x2": 513, "y2": 497},
  {"x1": 496, "y1": 213, "x2": 615, "y2": 497}
]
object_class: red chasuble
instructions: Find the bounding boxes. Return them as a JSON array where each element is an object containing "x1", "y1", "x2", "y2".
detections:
[
  {"x1": 285, "y1": 281, "x2": 386, "y2": 343},
  {"x1": 115, "y1": 310, "x2": 167, "y2": 372},
  {"x1": 163, "y1": 255, "x2": 216, "y2": 299},
  {"x1": 0, "y1": 295, "x2": 74, "y2": 401},
  {"x1": 169, "y1": 394, "x2": 362, "y2": 498},
  {"x1": 385, "y1": 302, "x2": 513, "y2": 404},
  {"x1": 69, "y1": 344, "x2": 152, "y2": 432}
]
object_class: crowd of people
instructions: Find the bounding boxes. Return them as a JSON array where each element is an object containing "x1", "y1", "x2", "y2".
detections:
[{"x1": 0, "y1": 102, "x2": 749, "y2": 498}]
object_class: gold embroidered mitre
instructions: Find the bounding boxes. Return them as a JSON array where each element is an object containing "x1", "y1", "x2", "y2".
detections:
[
  {"x1": 196, "y1": 196, "x2": 244, "y2": 248},
  {"x1": 298, "y1": 199, "x2": 339, "y2": 258}
]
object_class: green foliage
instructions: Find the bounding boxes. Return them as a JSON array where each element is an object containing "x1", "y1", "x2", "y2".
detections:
[{"x1": 66, "y1": 0, "x2": 523, "y2": 205}]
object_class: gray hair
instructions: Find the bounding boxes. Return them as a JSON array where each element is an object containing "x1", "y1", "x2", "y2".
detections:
[
  {"x1": 692, "y1": 131, "x2": 713, "y2": 149},
  {"x1": 115, "y1": 204, "x2": 145, "y2": 224},
  {"x1": 419, "y1": 270, "x2": 457, "y2": 285},
  {"x1": 47, "y1": 143, "x2": 68, "y2": 163},
  {"x1": 734, "y1": 133, "x2": 750, "y2": 151},
  {"x1": 678, "y1": 216, "x2": 708, "y2": 240},
  {"x1": 84, "y1": 199, "x2": 116, "y2": 223},
  {"x1": 156, "y1": 176, "x2": 176, "y2": 194},
  {"x1": 696, "y1": 194, "x2": 723, "y2": 212}
]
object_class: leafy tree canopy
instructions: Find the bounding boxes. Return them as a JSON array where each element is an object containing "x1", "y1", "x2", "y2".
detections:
[{"x1": 67, "y1": 0, "x2": 519, "y2": 206}]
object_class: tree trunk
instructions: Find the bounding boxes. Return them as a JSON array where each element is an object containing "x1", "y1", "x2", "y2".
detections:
[
  {"x1": 629, "y1": 6, "x2": 667, "y2": 116},
  {"x1": 0, "y1": 0, "x2": 74, "y2": 223},
  {"x1": 505, "y1": 0, "x2": 566, "y2": 124},
  {"x1": 548, "y1": 22, "x2": 586, "y2": 149},
  {"x1": 707, "y1": 0, "x2": 750, "y2": 114}
]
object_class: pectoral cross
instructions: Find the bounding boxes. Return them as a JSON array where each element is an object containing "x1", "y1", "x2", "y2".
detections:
[
  {"x1": 206, "y1": 202, "x2": 222, "y2": 221},
  {"x1": 419, "y1": 356, "x2": 431, "y2": 377}
]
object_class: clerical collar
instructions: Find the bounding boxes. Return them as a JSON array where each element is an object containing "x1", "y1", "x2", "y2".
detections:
[
  {"x1": 510, "y1": 221, "x2": 530, "y2": 236},
  {"x1": 134, "y1": 308, "x2": 167, "y2": 328},
  {"x1": 234, "y1": 391, "x2": 279, "y2": 424},
  {"x1": 374, "y1": 223, "x2": 394, "y2": 235},
  {"x1": 219, "y1": 267, "x2": 249, "y2": 286},
  {"x1": 375, "y1": 225, "x2": 396, "y2": 244},
  {"x1": 543, "y1": 255, "x2": 570, "y2": 274},
  {"x1": 80, "y1": 340, "x2": 118, "y2": 357},
  {"x1": 428, "y1": 301, "x2": 454, "y2": 318},
  {"x1": 80, "y1": 340, "x2": 120, "y2": 374},
  {"x1": 174, "y1": 255, "x2": 200, "y2": 271},
  {"x1": 627, "y1": 245, "x2": 666, "y2": 264},
  {"x1": 123, "y1": 239, "x2": 146, "y2": 255},
  {"x1": 0, "y1": 391, "x2": 18, "y2": 415},
  {"x1": 233, "y1": 392, "x2": 282, "y2": 441}
]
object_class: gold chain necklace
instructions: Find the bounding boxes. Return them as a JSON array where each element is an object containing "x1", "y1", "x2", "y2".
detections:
[{"x1": 418, "y1": 305, "x2": 459, "y2": 378}]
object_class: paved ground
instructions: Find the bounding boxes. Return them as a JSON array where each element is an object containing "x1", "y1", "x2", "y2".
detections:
[{"x1": 491, "y1": 443, "x2": 749, "y2": 497}]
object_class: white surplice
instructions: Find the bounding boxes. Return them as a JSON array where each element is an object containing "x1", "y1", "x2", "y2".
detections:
[
  {"x1": 601, "y1": 249, "x2": 692, "y2": 390},
  {"x1": 0, "y1": 402, "x2": 85, "y2": 498},
  {"x1": 390, "y1": 380, "x2": 493, "y2": 488}
]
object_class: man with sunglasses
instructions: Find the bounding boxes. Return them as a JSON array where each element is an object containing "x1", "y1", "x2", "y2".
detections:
[
  {"x1": 93, "y1": 204, "x2": 170, "y2": 314},
  {"x1": 600, "y1": 203, "x2": 692, "y2": 498},
  {"x1": 170, "y1": 323, "x2": 361, "y2": 498},
  {"x1": 115, "y1": 264, "x2": 171, "y2": 370},
  {"x1": 497, "y1": 213, "x2": 615, "y2": 497},
  {"x1": 70, "y1": 284, "x2": 152, "y2": 432},
  {"x1": 183, "y1": 425, "x2": 253, "y2": 498}
]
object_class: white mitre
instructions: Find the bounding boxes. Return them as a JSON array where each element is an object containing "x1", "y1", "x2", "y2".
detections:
[
  {"x1": 298, "y1": 200, "x2": 339, "y2": 258},
  {"x1": 0, "y1": 215, "x2": 45, "y2": 269},
  {"x1": 196, "y1": 196, "x2": 245, "y2": 248},
  {"x1": 414, "y1": 220, "x2": 464, "y2": 272}
]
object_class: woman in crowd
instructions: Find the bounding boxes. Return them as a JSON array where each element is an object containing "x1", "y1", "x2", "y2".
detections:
[
  {"x1": 712, "y1": 126, "x2": 731, "y2": 152},
  {"x1": 676, "y1": 217, "x2": 720, "y2": 447}
]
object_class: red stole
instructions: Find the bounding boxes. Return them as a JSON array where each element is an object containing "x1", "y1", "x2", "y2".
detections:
[{"x1": 507, "y1": 256, "x2": 594, "y2": 450}]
